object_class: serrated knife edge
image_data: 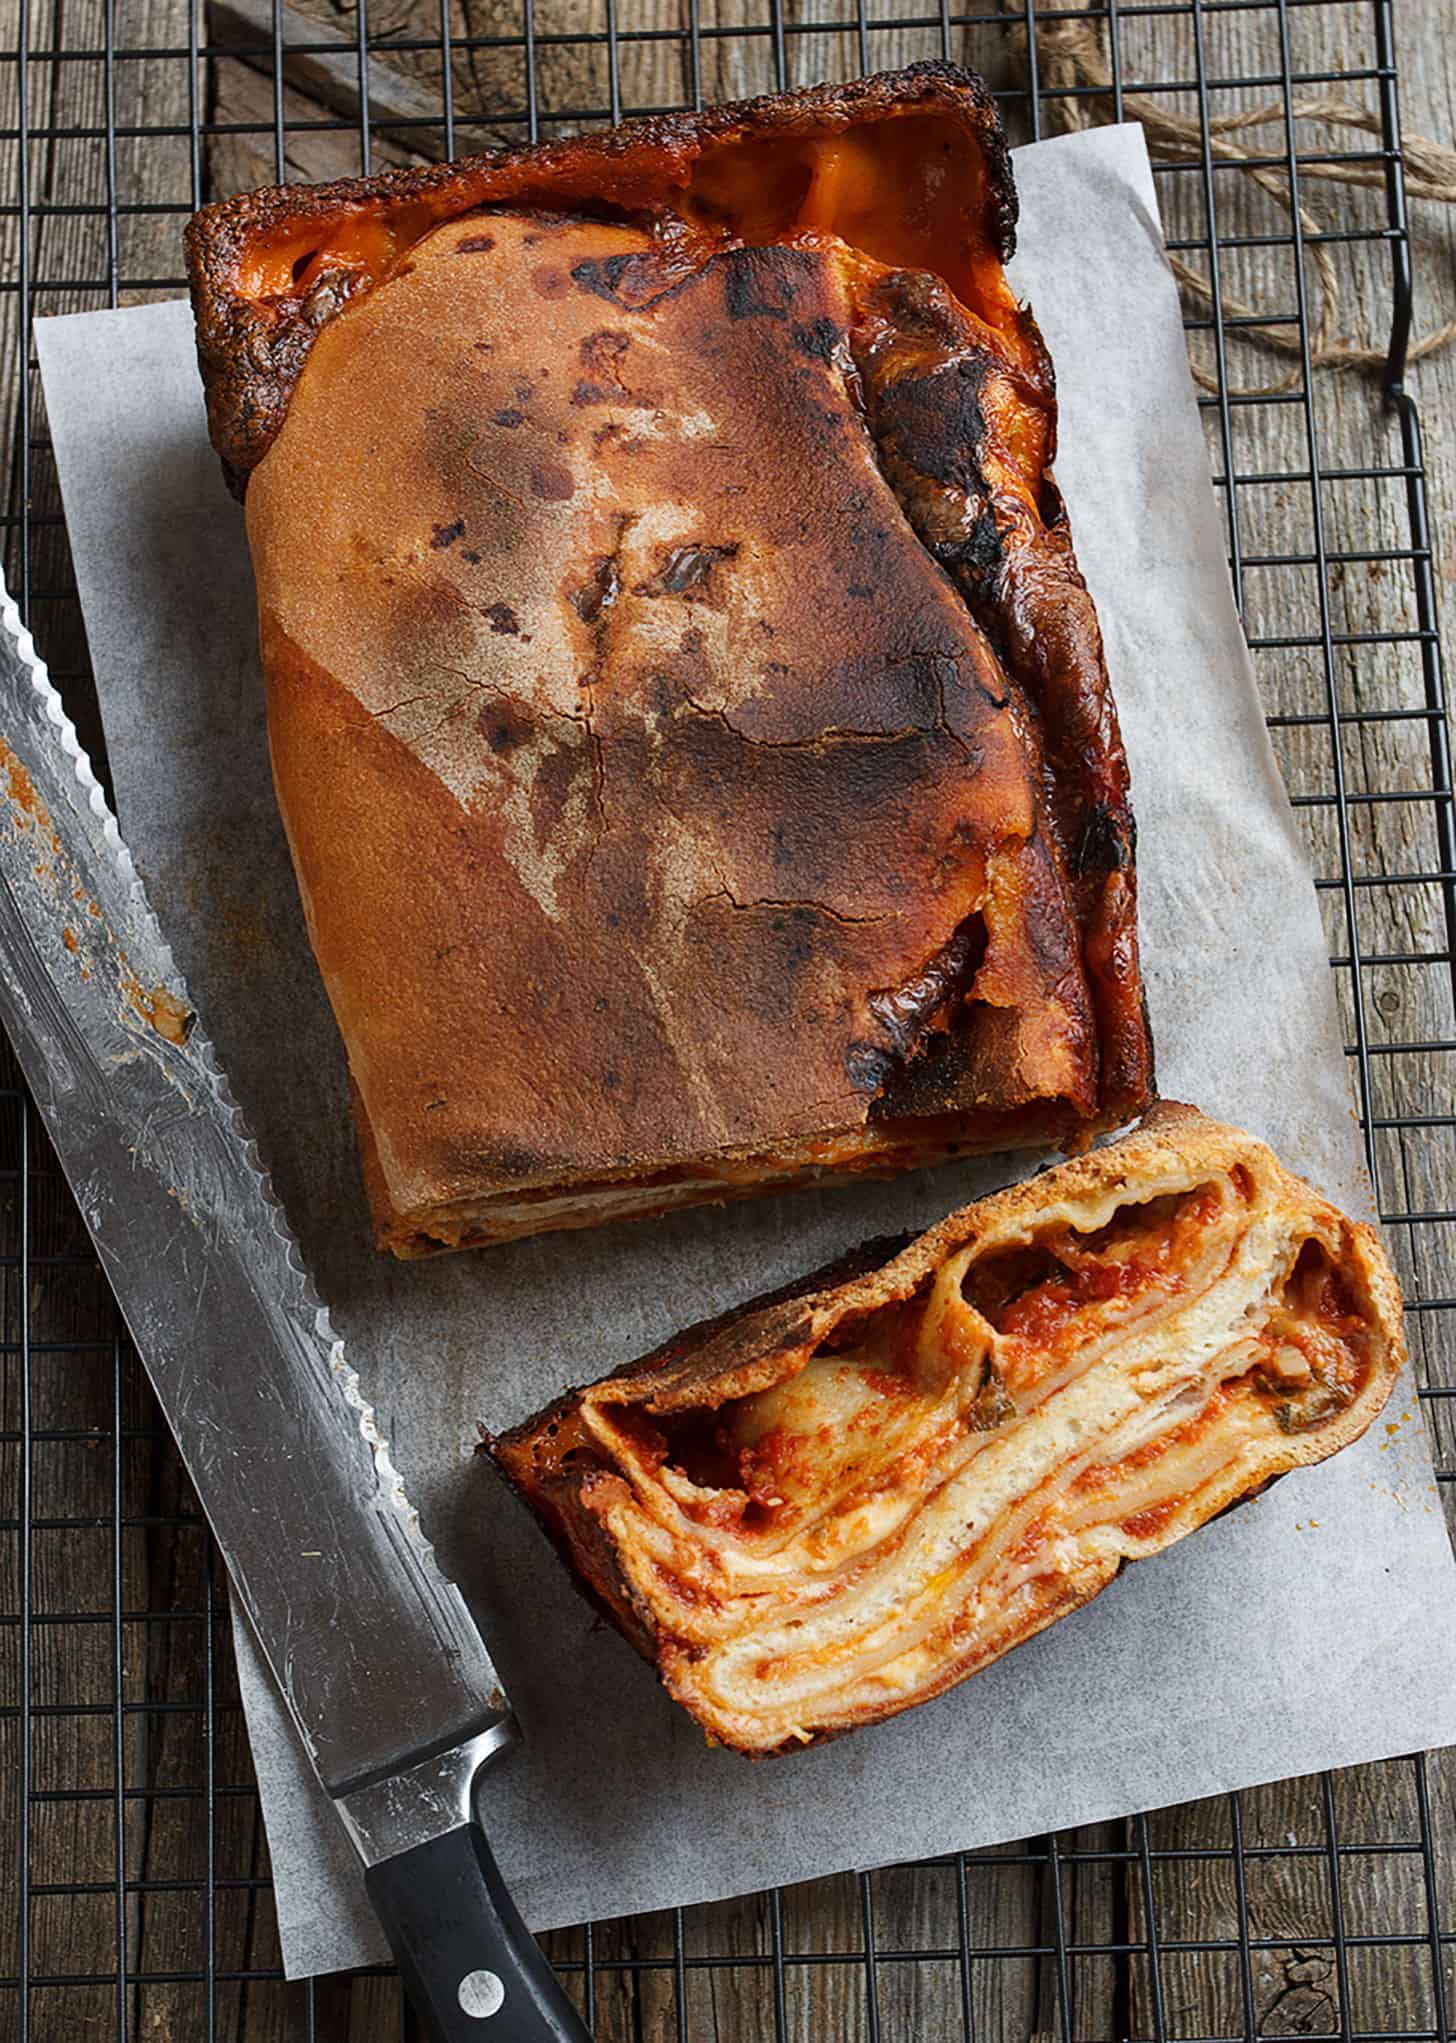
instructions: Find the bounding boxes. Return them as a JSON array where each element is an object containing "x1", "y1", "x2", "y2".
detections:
[
  {"x1": 0, "y1": 562, "x2": 588, "y2": 2036},
  {"x1": 0, "y1": 576, "x2": 510, "y2": 1790},
  {"x1": 0, "y1": 579, "x2": 489, "y2": 1710}
]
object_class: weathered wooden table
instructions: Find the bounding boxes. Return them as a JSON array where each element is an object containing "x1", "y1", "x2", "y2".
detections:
[{"x1": 2, "y1": 2, "x2": 1453, "y2": 2037}]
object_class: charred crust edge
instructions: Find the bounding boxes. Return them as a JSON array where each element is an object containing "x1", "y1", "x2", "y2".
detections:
[{"x1": 186, "y1": 62, "x2": 1015, "y2": 485}]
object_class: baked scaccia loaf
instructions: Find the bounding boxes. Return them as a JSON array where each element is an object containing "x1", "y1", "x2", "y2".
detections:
[
  {"x1": 489, "y1": 1107, "x2": 1403, "y2": 1754},
  {"x1": 186, "y1": 63, "x2": 1153, "y2": 1255}
]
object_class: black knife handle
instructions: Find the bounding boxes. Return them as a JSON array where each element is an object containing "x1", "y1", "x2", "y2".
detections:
[{"x1": 365, "y1": 1821, "x2": 591, "y2": 2042}]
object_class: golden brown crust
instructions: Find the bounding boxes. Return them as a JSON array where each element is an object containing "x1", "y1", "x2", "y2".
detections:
[
  {"x1": 488, "y1": 1106, "x2": 1405, "y2": 1754},
  {"x1": 191, "y1": 64, "x2": 1152, "y2": 1251}
]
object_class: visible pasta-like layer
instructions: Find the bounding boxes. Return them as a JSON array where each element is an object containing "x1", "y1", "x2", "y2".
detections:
[{"x1": 489, "y1": 1106, "x2": 1403, "y2": 1754}]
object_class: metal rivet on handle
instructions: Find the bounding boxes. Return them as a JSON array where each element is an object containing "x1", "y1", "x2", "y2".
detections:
[{"x1": 457, "y1": 1969, "x2": 506, "y2": 2019}]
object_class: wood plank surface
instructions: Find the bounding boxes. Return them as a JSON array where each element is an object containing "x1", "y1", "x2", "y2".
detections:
[
  {"x1": 1110, "y1": 2, "x2": 1456, "y2": 2033},
  {"x1": 2, "y1": 0, "x2": 1454, "y2": 2037}
]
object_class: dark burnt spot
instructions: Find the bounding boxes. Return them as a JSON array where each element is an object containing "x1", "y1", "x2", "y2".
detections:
[
  {"x1": 846, "y1": 1042, "x2": 896, "y2": 1093},
  {"x1": 430, "y1": 518, "x2": 465, "y2": 550},
  {"x1": 792, "y1": 315, "x2": 841, "y2": 362},
  {"x1": 870, "y1": 1028, "x2": 973, "y2": 1120},
  {"x1": 522, "y1": 232, "x2": 543, "y2": 247},
  {"x1": 299, "y1": 271, "x2": 364, "y2": 328},
  {"x1": 1076, "y1": 803, "x2": 1134, "y2": 875},
  {"x1": 571, "y1": 381, "x2": 613, "y2": 406},
  {"x1": 893, "y1": 649, "x2": 967, "y2": 728},
  {"x1": 1020, "y1": 824, "x2": 1094, "y2": 989},
  {"x1": 481, "y1": 1144, "x2": 543, "y2": 1181},
  {"x1": 772, "y1": 909, "x2": 817, "y2": 971},
  {"x1": 514, "y1": 381, "x2": 534, "y2": 404},
  {"x1": 603, "y1": 1068, "x2": 620, "y2": 1091},
  {"x1": 680, "y1": 628, "x2": 706, "y2": 656},
  {"x1": 485, "y1": 602, "x2": 521, "y2": 635},
  {"x1": 530, "y1": 461, "x2": 575, "y2": 502},
  {"x1": 721, "y1": 245, "x2": 809, "y2": 322},
  {"x1": 867, "y1": 913, "x2": 988, "y2": 1058},
  {"x1": 461, "y1": 549, "x2": 482, "y2": 565},
  {"x1": 478, "y1": 700, "x2": 532, "y2": 753},
  {"x1": 473, "y1": 340, "x2": 494, "y2": 355},
  {"x1": 635, "y1": 543, "x2": 739, "y2": 600},
  {"x1": 573, "y1": 254, "x2": 638, "y2": 303},
  {"x1": 1039, "y1": 473, "x2": 1068, "y2": 530},
  {"x1": 593, "y1": 421, "x2": 626, "y2": 450},
  {"x1": 868, "y1": 267, "x2": 971, "y2": 349},
  {"x1": 493, "y1": 407, "x2": 525, "y2": 428},
  {"x1": 870, "y1": 354, "x2": 991, "y2": 493},
  {"x1": 455, "y1": 234, "x2": 496, "y2": 254},
  {"x1": 569, "y1": 554, "x2": 621, "y2": 624},
  {"x1": 933, "y1": 507, "x2": 1004, "y2": 590},
  {"x1": 571, "y1": 252, "x2": 690, "y2": 311},
  {"x1": 847, "y1": 583, "x2": 873, "y2": 599},
  {"x1": 687, "y1": 898, "x2": 832, "y2": 1028}
]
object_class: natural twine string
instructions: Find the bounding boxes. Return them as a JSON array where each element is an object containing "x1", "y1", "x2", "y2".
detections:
[{"x1": 1003, "y1": 5, "x2": 1456, "y2": 392}]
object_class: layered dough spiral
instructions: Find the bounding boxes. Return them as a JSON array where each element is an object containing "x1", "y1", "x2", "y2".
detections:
[{"x1": 490, "y1": 1105, "x2": 1403, "y2": 1753}]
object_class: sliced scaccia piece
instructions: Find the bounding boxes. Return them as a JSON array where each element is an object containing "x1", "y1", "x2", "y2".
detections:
[{"x1": 488, "y1": 1103, "x2": 1404, "y2": 1755}]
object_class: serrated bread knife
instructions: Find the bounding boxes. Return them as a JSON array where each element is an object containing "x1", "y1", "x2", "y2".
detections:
[{"x1": 0, "y1": 578, "x2": 590, "y2": 2041}]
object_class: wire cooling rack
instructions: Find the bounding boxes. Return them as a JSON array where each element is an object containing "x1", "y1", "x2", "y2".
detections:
[{"x1": 2, "y1": 0, "x2": 1454, "y2": 2037}]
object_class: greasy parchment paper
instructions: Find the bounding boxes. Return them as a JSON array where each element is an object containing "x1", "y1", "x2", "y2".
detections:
[{"x1": 36, "y1": 124, "x2": 1456, "y2": 1980}]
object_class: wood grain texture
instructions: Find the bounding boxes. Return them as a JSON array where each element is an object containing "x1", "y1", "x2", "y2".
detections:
[
  {"x1": 2, "y1": 1, "x2": 1453, "y2": 2037},
  {"x1": 1110, "y1": 1, "x2": 1456, "y2": 2033}
]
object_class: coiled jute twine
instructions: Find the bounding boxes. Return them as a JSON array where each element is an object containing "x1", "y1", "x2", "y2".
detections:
[{"x1": 1002, "y1": 4, "x2": 1456, "y2": 393}]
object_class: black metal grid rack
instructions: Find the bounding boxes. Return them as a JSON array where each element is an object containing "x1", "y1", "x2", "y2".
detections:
[{"x1": 2, "y1": 0, "x2": 1454, "y2": 2037}]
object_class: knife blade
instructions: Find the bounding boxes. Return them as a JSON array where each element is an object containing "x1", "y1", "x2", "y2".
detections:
[{"x1": 0, "y1": 575, "x2": 589, "y2": 2042}]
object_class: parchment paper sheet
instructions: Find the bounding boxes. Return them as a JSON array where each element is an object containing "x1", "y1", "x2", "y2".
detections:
[{"x1": 36, "y1": 124, "x2": 1456, "y2": 1981}]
